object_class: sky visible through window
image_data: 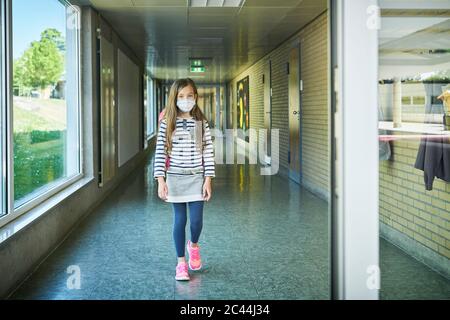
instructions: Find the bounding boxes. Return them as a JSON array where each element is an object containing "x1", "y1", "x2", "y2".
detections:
[{"x1": 13, "y1": 0, "x2": 66, "y2": 60}]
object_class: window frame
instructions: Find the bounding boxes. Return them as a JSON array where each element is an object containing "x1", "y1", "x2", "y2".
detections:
[
  {"x1": 330, "y1": 0, "x2": 380, "y2": 300},
  {"x1": 0, "y1": 0, "x2": 83, "y2": 228},
  {"x1": 0, "y1": 0, "x2": 7, "y2": 219},
  {"x1": 146, "y1": 75, "x2": 157, "y2": 140}
]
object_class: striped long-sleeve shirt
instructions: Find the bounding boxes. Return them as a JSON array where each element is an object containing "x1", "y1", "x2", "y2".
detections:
[{"x1": 153, "y1": 117, "x2": 215, "y2": 179}]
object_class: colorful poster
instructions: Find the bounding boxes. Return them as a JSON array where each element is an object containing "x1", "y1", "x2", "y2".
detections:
[{"x1": 237, "y1": 76, "x2": 250, "y2": 142}]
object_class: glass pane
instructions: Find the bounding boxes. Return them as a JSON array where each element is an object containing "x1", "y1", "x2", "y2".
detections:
[
  {"x1": 196, "y1": 86, "x2": 218, "y2": 127},
  {"x1": 0, "y1": 3, "x2": 4, "y2": 218},
  {"x1": 378, "y1": 1, "x2": 450, "y2": 299},
  {"x1": 146, "y1": 76, "x2": 155, "y2": 137},
  {"x1": 12, "y1": 0, "x2": 80, "y2": 208},
  {"x1": 150, "y1": 78, "x2": 155, "y2": 135},
  {"x1": 143, "y1": 74, "x2": 148, "y2": 149}
]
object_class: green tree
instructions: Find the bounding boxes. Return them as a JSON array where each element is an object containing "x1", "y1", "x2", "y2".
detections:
[
  {"x1": 13, "y1": 57, "x2": 27, "y2": 95},
  {"x1": 14, "y1": 28, "x2": 64, "y2": 95},
  {"x1": 41, "y1": 28, "x2": 65, "y2": 52}
]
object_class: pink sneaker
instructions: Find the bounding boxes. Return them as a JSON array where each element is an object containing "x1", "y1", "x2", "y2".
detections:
[
  {"x1": 187, "y1": 240, "x2": 202, "y2": 271},
  {"x1": 175, "y1": 262, "x2": 190, "y2": 281}
]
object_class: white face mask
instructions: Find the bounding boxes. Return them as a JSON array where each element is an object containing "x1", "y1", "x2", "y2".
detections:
[{"x1": 177, "y1": 98, "x2": 196, "y2": 113}]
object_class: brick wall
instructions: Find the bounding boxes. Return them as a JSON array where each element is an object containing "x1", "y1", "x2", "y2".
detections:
[
  {"x1": 380, "y1": 134, "x2": 450, "y2": 260},
  {"x1": 228, "y1": 11, "x2": 329, "y2": 200}
]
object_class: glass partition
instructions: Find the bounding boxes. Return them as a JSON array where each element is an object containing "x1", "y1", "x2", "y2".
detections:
[{"x1": 378, "y1": 0, "x2": 450, "y2": 299}]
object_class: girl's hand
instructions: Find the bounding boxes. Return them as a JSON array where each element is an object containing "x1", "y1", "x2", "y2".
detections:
[
  {"x1": 158, "y1": 179, "x2": 168, "y2": 200},
  {"x1": 203, "y1": 177, "x2": 212, "y2": 201}
]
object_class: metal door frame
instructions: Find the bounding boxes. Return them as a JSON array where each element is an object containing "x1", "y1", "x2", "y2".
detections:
[
  {"x1": 264, "y1": 59, "x2": 272, "y2": 163},
  {"x1": 97, "y1": 33, "x2": 116, "y2": 188},
  {"x1": 330, "y1": 0, "x2": 380, "y2": 300}
]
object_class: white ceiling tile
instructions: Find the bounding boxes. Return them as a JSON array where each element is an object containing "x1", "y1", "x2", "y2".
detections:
[
  {"x1": 190, "y1": 0, "x2": 208, "y2": 7},
  {"x1": 243, "y1": 0, "x2": 302, "y2": 7},
  {"x1": 188, "y1": 7, "x2": 240, "y2": 15},
  {"x1": 132, "y1": 0, "x2": 187, "y2": 6},
  {"x1": 190, "y1": 0, "x2": 244, "y2": 7},
  {"x1": 224, "y1": 0, "x2": 243, "y2": 7},
  {"x1": 91, "y1": 0, "x2": 133, "y2": 7},
  {"x1": 205, "y1": 0, "x2": 222, "y2": 6}
]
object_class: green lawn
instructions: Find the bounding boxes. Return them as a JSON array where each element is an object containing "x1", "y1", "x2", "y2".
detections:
[
  {"x1": 14, "y1": 96, "x2": 66, "y2": 132},
  {"x1": 13, "y1": 96, "x2": 66, "y2": 202}
]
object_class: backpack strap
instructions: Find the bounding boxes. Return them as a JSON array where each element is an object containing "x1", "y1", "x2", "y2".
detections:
[{"x1": 158, "y1": 109, "x2": 170, "y2": 169}]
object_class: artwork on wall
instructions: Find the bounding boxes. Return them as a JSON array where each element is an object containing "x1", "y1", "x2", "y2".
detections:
[{"x1": 237, "y1": 76, "x2": 250, "y2": 142}]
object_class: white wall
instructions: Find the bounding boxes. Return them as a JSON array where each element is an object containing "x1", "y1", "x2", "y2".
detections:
[{"x1": 118, "y1": 49, "x2": 141, "y2": 167}]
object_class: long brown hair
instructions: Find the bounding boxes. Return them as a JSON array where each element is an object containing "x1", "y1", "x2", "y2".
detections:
[{"x1": 164, "y1": 78, "x2": 207, "y2": 156}]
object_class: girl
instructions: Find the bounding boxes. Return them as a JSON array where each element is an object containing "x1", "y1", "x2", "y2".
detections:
[{"x1": 154, "y1": 78, "x2": 215, "y2": 281}]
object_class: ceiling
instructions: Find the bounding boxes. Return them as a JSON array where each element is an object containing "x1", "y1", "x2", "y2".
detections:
[
  {"x1": 378, "y1": 9, "x2": 450, "y2": 79},
  {"x1": 70, "y1": 0, "x2": 327, "y2": 83}
]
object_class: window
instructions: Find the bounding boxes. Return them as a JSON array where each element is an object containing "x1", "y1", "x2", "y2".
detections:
[
  {"x1": 412, "y1": 96, "x2": 425, "y2": 105},
  {"x1": 146, "y1": 75, "x2": 155, "y2": 138},
  {"x1": 143, "y1": 73, "x2": 147, "y2": 149},
  {"x1": 378, "y1": 3, "x2": 450, "y2": 126},
  {"x1": 0, "y1": 2, "x2": 5, "y2": 218},
  {"x1": 378, "y1": 0, "x2": 450, "y2": 292},
  {"x1": 11, "y1": 0, "x2": 81, "y2": 210}
]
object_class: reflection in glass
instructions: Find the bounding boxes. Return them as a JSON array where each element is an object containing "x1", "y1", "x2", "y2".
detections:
[
  {"x1": 196, "y1": 87, "x2": 218, "y2": 128},
  {"x1": 378, "y1": 3, "x2": 450, "y2": 299},
  {"x1": 146, "y1": 76, "x2": 155, "y2": 138}
]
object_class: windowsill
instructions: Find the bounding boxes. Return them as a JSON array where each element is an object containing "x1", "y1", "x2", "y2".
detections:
[
  {"x1": 0, "y1": 175, "x2": 94, "y2": 248},
  {"x1": 379, "y1": 121, "x2": 450, "y2": 135}
]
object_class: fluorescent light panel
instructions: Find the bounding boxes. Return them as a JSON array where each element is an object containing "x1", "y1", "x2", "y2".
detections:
[{"x1": 190, "y1": 0, "x2": 243, "y2": 7}]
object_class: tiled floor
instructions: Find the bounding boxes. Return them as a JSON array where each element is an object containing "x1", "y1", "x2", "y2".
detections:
[{"x1": 8, "y1": 150, "x2": 450, "y2": 300}]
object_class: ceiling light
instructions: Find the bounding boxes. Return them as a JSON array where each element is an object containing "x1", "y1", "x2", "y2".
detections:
[{"x1": 189, "y1": 0, "x2": 244, "y2": 7}]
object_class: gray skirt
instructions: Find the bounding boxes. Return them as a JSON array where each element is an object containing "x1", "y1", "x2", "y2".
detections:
[{"x1": 165, "y1": 167, "x2": 205, "y2": 203}]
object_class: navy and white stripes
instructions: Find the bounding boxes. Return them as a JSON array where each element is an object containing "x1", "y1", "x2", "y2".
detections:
[{"x1": 154, "y1": 117, "x2": 215, "y2": 178}]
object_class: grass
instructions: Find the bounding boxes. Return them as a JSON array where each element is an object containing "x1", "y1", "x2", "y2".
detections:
[
  {"x1": 13, "y1": 96, "x2": 67, "y2": 202},
  {"x1": 13, "y1": 96, "x2": 66, "y2": 132}
]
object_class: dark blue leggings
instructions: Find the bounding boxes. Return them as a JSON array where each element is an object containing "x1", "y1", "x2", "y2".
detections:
[{"x1": 172, "y1": 201, "x2": 204, "y2": 258}]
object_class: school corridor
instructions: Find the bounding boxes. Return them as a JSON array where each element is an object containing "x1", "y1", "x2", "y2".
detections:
[{"x1": 0, "y1": 0, "x2": 450, "y2": 300}]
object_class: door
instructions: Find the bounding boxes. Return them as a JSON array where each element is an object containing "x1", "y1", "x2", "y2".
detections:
[
  {"x1": 288, "y1": 45, "x2": 301, "y2": 183},
  {"x1": 264, "y1": 60, "x2": 272, "y2": 163}
]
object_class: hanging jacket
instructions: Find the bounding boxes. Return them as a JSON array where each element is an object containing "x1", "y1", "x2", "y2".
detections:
[{"x1": 414, "y1": 135, "x2": 450, "y2": 190}]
